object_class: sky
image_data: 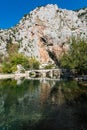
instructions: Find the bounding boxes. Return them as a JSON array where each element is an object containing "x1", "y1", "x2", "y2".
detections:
[{"x1": 0, "y1": 0, "x2": 87, "y2": 29}]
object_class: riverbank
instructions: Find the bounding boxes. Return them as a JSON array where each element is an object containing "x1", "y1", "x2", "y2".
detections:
[
  {"x1": 0, "y1": 73, "x2": 27, "y2": 80},
  {"x1": 0, "y1": 69, "x2": 61, "y2": 80},
  {"x1": 0, "y1": 73, "x2": 61, "y2": 81}
]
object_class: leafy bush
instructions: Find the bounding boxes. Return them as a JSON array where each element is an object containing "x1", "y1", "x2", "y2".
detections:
[
  {"x1": 1, "y1": 54, "x2": 40, "y2": 73},
  {"x1": 28, "y1": 57, "x2": 40, "y2": 69},
  {"x1": 10, "y1": 53, "x2": 29, "y2": 69},
  {"x1": 2, "y1": 63, "x2": 13, "y2": 73},
  {"x1": 60, "y1": 37, "x2": 87, "y2": 74},
  {"x1": 44, "y1": 64, "x2": 55, "y2": 69},
  {"x1": 0, "y1": 66, "x2": 3, "y2": 73},
  {"x1": 1, "y1": 53, "x2": 29, "y2": 73}
]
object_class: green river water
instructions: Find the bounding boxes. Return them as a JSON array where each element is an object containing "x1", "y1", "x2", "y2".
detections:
[{"x1": 0, "y1": 79, "x2": 87, "y2": 130}]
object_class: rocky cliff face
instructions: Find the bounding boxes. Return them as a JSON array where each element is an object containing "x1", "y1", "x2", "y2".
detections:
[
  {"x1": 77, "y1": 7, "x2": 87, "y2": 24},
  {"x1": 0, "y1": 4, "x2": 87, "y2": 64}
]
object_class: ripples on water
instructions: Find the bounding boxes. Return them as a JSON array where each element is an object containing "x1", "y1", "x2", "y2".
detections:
[{"x1": 0, "y1": 79, "x2": 87, "y2": 130}]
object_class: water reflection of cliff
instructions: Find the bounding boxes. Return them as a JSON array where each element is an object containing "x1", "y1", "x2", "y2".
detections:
[
  {"x1": 40, "y1": 80, "x2": 51, "y2": 105},
  {"x1": 40, "y1": 81, "x2": 65, "y2": 106},
  {"x1": 50, "y1": 85, "x2": 65, "y2": 105}
]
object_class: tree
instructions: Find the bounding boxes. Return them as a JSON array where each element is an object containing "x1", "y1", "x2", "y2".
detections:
[
  {"x1": 28, "y1": 57, "x2": 40, "y2": 69},
  {"x1": 1, "y1": 53, "x2": 29, "y2": 73},
  {"x1": 10, "y1": 53, "x2": 29, "y2": 69},
  {"x1": 1, "y1": 54, "x2": 40, "y2": 73},
  {"x1": 60, "y1": 38, "x2": 87, "y2": 74}
]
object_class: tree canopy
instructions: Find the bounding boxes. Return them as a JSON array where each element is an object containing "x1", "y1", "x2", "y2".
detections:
[{"x1": 60, "y1": 38, "x2": 87, "y2": 74}]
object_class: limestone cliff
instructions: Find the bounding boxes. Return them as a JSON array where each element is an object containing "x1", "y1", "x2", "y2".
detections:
[{"x1": 0, "y1": 4, "x2": 87, "y2": 64}]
